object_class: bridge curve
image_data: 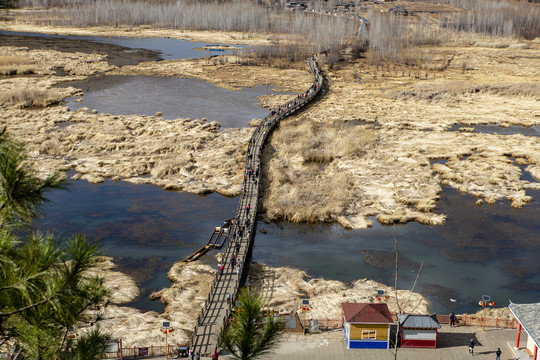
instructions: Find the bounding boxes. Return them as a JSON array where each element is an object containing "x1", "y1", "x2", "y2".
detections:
[{"x1": 190, "y1": 57, "x2": 324, "y2": 357}]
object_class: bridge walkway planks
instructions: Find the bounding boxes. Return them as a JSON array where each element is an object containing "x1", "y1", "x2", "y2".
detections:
[{"x1": 189, "y1": 57, "x2": 324, "y2": 357}]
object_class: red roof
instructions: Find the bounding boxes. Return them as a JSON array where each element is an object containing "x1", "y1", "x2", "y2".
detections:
[{"x1": 342, "y1": 303, "x2": 394, "y2": 324}]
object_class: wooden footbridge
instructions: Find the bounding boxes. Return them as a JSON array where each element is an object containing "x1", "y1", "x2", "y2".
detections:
[{"x1": 189, "y1": 57, "x2": 324, "y2": 357}]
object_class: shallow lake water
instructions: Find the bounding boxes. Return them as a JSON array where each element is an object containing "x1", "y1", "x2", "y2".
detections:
[
  {"x1": 0, "y1": 31, "x2": 243, "y2": 60},
  {"x1": 62, "y1": 75, "x2": 283, "y2": 128},
  {"x1": 449, "y1": 123, "x2": 540, "y2": 137},
  {"x1": 9, "y1": 31, "x2": 539, "y2": 316},
  {"x1": 35, "y1": 179, "x2": 540, "y2": 315},
  {"x1": 35, "y1": 176, "x2": 238, "y2": 312}
]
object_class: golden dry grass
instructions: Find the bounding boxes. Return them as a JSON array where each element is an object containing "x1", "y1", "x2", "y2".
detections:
[
  {"x1": 0, "y1": 85, "x2": 64, "y2": 108},
  {"x1": 0, "y1": 55, "x2": 30, "y2": 66},
  {"x1": 262, "y1": 121, "x2": 379, "y2": 224},
  {"x1": 249, "y1": 262, "x2": 428, "y2": 318},
  {"x1": 0, "y1": 55, "x2": 36, "y2": 75},
  {"x1": 386, "y1": 82, "x2": 540, "y2": 102}
]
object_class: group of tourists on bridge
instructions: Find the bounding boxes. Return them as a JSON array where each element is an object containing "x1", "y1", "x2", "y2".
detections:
[{"x1": 190, "y1": 56, "x2": 323, "y2": 357}]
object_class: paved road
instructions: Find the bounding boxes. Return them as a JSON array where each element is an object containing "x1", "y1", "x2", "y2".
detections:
[
  {"x1": 255, "y1": 325, "x2": 519, "y2": 360},
  {"x1": 158, "y1": 325, "x2": 524, "y2": 359}
]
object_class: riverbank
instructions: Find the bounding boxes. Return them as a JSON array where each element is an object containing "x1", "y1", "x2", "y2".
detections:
[
  {"x1": 86, "y1": 256, "x2": 513, "y2": 348},
  {"x1": 0, "y1": 16, "x2": 281, "y2": 46},
  {"x1": 90, "y1": 256, "x2": 430, "y2": 348}
]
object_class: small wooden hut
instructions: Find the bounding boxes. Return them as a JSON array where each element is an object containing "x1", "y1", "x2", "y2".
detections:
[
  {"x1": 342, "y1": 303, "x2": 394, "y2": 349},
  {"x1": 398, "y1": 314, "x2": 441, "y2": 348}
]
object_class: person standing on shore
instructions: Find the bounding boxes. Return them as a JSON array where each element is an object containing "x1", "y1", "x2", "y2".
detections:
[{"x1": 450, "y1": 312, "x2": 456, "y2": 327}]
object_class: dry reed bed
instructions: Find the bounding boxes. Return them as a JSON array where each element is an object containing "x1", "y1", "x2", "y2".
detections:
[
  {"x1": 3, "y1": 104, "x2": 252, "y2": 195},
  {"x1": 386, "y1": 82, "x2": 540, "y2": 102},
  {"x1": 0, "y1": 46, "x2": 116, "y2": 76},
  {"x1": 261, "y1": 41, "x2": 540, "y2": 228},
  {"x1": 0, "y1": 85, "x2": 64, "y2": 108},
  {"x1": 79, "y1": 257, "x2": 429, "y2": 347},
  {"x1": 248, "y1": 262, "x2": 428, "y2": 319},
  {"x1": 0, "y1": 55, "x2": 37, "y2": 75},
  {"x1": 77, "y1": 259, "x2": 215, "y2": 347},
  {"x1": 0, "y1": 47, "x2": 314, "y2": 196}
]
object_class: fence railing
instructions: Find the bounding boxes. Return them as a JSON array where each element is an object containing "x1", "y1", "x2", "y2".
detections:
[
  {"x1": 295, "y1": 315, "x2": 519, "y2": 331},
  {"x1": 104, "y1": 345, "x2": 179, "y2": 359},
  {"x1": 189, "y1": 56, "x2": 323, "y2": 353},
  {"x1": 435, "y1": 314, "x2": 519, "y2": 329}
]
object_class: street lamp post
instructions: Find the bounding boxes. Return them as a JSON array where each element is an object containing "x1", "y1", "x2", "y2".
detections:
[
  {"x1": 300, "y1": 299, "x2": 311, "y2": 336},
  {"x1": 479, "y1": 295, "x2": 495, "y2": 332},
  {"x1": 161, "y1": 321, "x2": 174, "y2": 359}
]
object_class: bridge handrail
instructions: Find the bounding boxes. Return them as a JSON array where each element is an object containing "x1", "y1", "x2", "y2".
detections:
[{"x1": 190, "y1": 56, "x2": 323, "y2": 353}]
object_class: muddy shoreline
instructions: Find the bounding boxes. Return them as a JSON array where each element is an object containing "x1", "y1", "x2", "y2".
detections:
[{"x1": 0, "y1": 31, "x2": 161, "y2": 66}]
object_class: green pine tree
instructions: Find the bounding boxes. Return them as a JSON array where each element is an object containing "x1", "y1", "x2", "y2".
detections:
[{"x1": 218, "y1": 287, "x2": 283, "y2": 360}]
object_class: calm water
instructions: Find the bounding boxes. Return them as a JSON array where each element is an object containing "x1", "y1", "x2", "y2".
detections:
[
  {"x1": 62, "y1": 75, "x2": 281, "y2": 128},
  {"x1": 35, "y1": 177, "x2": 238, "y2": 312},
  {"x1": 35, "y1": 179, "x2": 540, "y2": 315},
  {"x1": 0, "y1": 31, "x2": 243, "y2": 60},
  {"x1": 449, "y1": 123, "x2": 540, "y2": 137},
  {"x1": 253, "y1": 186, "x2": 540, "y2": 314}
]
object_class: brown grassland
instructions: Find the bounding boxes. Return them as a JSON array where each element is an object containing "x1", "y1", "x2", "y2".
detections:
[{"x1": 1, "y1": 3, "x2": 539, "y2": 346}]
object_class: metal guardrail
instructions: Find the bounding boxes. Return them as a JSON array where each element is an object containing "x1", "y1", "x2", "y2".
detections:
[{"x1": 190, "y1": 57, "x2": 323, "y2": 355}]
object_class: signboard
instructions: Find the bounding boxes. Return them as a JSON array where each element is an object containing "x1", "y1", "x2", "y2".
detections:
[
  {"x1": 285, "y1": 314, "x2": 297, "y2": 329},
  {"x1": 377, "y1": 290, "x2": 385, "y2": 296},
  {"x1": 106, "y1": 341, "x2": 119, "y2": 352},
  {"x1": 482, "y1": 295, "x2": 490, "y2": 302},
  {"x1": 302, "y1": 299, "x2": 310, "y2": 305},
  {"x1": 402, "y1": 329, "x2": 436, "y2": 341},
  {"x1": 162, "y1": 321, "x2": 170, "y2": 328},
  {"x1": 138, "y1": 347, "x2": 149, "y2": 356}
]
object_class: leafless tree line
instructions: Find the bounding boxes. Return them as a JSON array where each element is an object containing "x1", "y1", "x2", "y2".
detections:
[
  {"x1": 360, "y1": 10, "x2": 443, "y2": 63},
  {"x1": 419, "y1": 0, "x2": 540, "y2": 39},
  {"x1": 12, "y1": 0, "x2": 539, "y2": 64},
  {"x1": 18, "y1": 0, "x2": 357, "y2": 55}
]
